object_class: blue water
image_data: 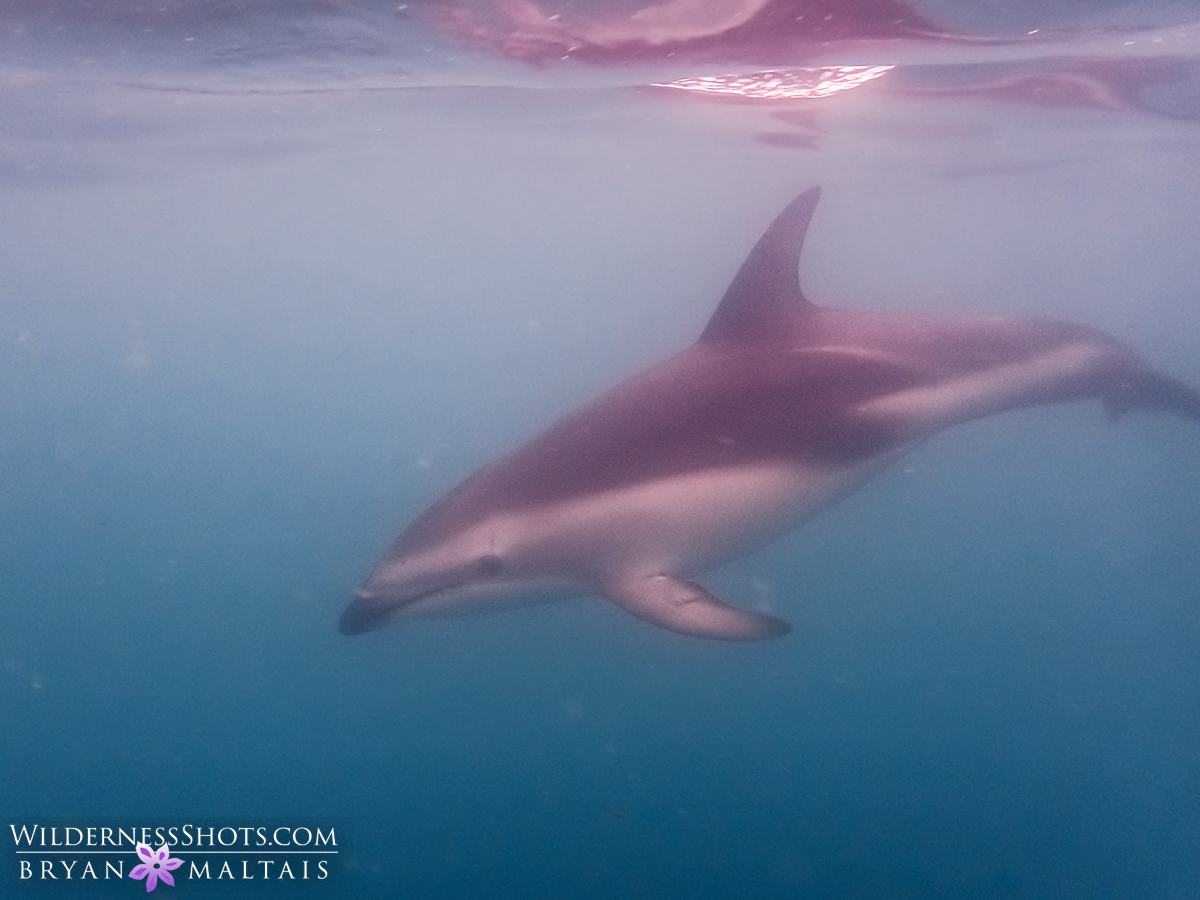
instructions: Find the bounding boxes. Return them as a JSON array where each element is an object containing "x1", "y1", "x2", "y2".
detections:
[{"x1": 3, "y1": 2, "x2": 1200, "y2": 897}]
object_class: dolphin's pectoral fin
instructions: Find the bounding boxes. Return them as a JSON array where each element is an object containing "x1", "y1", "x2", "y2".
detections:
[
  {"x1": 603, "y1": 575, "x2": 791, "y2": 640},
  {"x1": 1105, "y1": 368, "x2": 1200, "y2": 424}
]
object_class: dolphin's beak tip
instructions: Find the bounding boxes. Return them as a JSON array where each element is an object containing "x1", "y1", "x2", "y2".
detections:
[{"x1": 338, "y1": 596, "x2": 381, "y2": 636}]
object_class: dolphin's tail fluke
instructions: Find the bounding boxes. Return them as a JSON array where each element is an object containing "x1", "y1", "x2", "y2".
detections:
[{"x1": 1105, "y1": 368, "x2": 1200, "y2": 424}]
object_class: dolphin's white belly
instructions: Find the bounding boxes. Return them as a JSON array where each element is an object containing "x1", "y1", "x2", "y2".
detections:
[{"x1": 493, "y1": 455, "x2": 902, "y2": 585}]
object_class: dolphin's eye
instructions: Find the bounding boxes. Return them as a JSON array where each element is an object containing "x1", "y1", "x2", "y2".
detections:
[{"x1": 476, "y1": 555, "x2": 503, "y2": 577}]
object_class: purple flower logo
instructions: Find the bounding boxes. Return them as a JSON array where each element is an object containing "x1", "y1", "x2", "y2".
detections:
[{"x1": 130, "y1": 842, "x2": 183, "y2": 892}]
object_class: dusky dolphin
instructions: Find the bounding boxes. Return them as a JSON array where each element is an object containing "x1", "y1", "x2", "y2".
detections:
[{"x1": 340, "y1": 187, "x2": 1200, "y2": 641}]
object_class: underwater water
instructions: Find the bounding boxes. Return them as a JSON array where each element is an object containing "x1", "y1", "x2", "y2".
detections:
[{"x1": 3, "y1": 1, "x2": 1200, "y2": 897}]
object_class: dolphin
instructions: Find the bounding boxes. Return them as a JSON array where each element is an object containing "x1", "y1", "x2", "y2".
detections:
[{"x1": 340, "y1": 187, "x2": 1200, "y2": 640}]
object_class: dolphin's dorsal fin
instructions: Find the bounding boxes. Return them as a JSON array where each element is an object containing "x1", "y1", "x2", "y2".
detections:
[
  {"x1": 700, "y1": 187, "x2": 821, "y2": 344},
  {"x1": 700, "y1": 187, "x2": 820, "y2": 345}
]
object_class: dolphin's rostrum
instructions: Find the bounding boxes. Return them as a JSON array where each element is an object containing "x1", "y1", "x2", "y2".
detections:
[{"x1": 340, "y1": 188, "x2": 1200, "y2": 640}]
